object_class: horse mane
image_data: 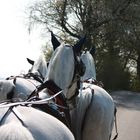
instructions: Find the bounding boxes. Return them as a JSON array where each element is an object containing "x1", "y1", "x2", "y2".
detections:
[{"x1": 0, "y1": 122, "x2": 35, "y2": 140}]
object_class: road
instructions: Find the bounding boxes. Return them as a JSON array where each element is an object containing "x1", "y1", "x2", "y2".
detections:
[{"x1": 111, "y1": 91, "x2": 140, "y2": 140}]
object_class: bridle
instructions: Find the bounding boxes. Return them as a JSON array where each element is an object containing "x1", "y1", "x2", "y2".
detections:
[
  {"x1": 52, "y1": 45, "x2": 85, "y2": 95},
  {"x1": 62, "y1": 46, "x2": 86, "y2": 108}
]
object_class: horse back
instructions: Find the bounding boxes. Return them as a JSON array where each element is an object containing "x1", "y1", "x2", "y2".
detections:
[{"x1": 0, "y1": 105, "x2": 74, "y2": 140}]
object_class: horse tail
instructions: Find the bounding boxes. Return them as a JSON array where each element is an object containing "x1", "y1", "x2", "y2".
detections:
[
  {"x1": 0, "y1": 122, "x2": 35, "y2": 140},
  {"x1": 109, "y1": 106, "x2": 118, "y2": 140},
  {"x1": 112, "y1": 106, "x2": 118, "y2": 140}
]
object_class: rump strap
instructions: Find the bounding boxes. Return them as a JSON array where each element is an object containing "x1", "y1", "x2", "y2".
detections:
[{"x1": 0, "y1": 106, "x2": 27, "y2": 127}]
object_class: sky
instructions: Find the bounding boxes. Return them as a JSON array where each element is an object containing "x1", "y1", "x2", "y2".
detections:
[{"x1": 0, "y1": 0, "x2": 47, "y2": 78}]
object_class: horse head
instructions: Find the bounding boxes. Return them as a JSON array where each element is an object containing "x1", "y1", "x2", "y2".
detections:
[
  {"x1": 27, "y1": 55, "x2": 48, "y2": 81},
  {"x1": 46, "y1": 32, "x2": 86, "y2": 100},
  {"x1": 81, "y1": 47, "x2": 96, "y2": 81},
  {"x1": 0, "y1": 55, "x2": 49, "y2": 101}
]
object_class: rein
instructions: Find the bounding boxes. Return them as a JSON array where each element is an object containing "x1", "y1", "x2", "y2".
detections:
[
  {"x1": 27, "y1": 80, "x2": 71, "y2": 128},
  {"x1": 5, "y1": 74, "x2": 72, "y2": 127},
  {"x1": 0, "y1": 88, "x2": 71, "y2": 128},
  {"x1": 0, "y1": 90, "x2": 63, "y2": 108},
  {"x1": 0, "y1": 88, "x2": 63, "y2": 128}
]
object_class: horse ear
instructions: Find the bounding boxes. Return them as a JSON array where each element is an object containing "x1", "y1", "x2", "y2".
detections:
[
  {"x1": 73, "y1": 35, "x2": 86, "y2": 54},
  {"x1": 26, "y1": 58, "x2": 34, "y2": 65},
  {"x1": 90, "y1": 45, "x2": 96, "y2": 55},
  {"x1": 51, "y1": 31, "x2": 61, "y2": 50}
]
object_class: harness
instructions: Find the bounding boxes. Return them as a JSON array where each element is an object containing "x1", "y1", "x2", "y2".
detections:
[
  {"x1": 27, "y1": 46, "x2": 87, "y2": 128},
  {"x1": 5, "y1": 76, "x2": 35, "y2": 101},
  {"x1": 29, "y1": 80, "x2": 71, "y2": 128},
  {"x1": 83, "y1": 78, "x2": 118, "y2": 140},
  {"x1": 65, "y1": 46, "x2": 86, "y2": 102},
  {"x1": 5, "y1": 75, "x2": 71, "y2": 128},
  {"x1": 0, "y1": 90, "x2": 64, "y2": 128},
  {"x1": 0, "y1": 106, "x2": 27, "y2": 127}
]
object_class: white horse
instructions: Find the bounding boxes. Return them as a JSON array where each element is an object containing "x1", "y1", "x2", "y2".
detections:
[
  {"x1": 45, "y1": 33, "x2": 115, "y2": 140},
  {"x1": 0, "y1": 55, "x2": 48, "y2": 101},
  {"x1": 0, "y1": 103, "x2": 74, "y2": 140},
  {"x1": 0, "y1": 53, "x2": 71, "y2": 127},
  {"x1": 81, "y1": 49, "x2": 96, "y2": 81},
  {"x1": 27, "y1": 55, "x2": 48, "y2": 80},
  {"x1": 81, "y1": 49, "x2": 118, "y2": 139}
]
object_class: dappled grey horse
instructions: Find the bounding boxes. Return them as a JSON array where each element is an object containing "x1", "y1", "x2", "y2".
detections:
[
  {"x1": 44, "y1": 33, "x2": 115, "y2": 140},
  {"x1": 0, "y1": 55, "x2": 48, "y2": 101},
  {"x1": 81, "y1": 48, "x2": 118, "y2": 139},
  {"x1": 0, "y1": 102, "x2": 74, "y2": 140},
  {"x1": 81, "y1": 49, "x2": 96, "y2": 81},
  {"x1": 0, "y1": 51, "x2": 71, "y2": 126},
  {"x1": 0, "y1": 54, "x2": 74, "y2": 139}
]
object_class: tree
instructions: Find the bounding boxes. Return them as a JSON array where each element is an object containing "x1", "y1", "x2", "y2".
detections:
[{"x1": 26, "y1": 0, "x2": 140, "y2": 90}]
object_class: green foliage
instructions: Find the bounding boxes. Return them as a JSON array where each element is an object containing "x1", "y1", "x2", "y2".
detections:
[
  {"x1": 42, "y1": 43, "x2": 53, "y2": 62},
  {"x1": 97, "y1": 53, "x2": 130, "y2": 90},
  {"x1": 130, "y1": 75, "x2": 140, "y2": 92},
  {"x1": 27, "y1": 0, "x2": 140, "y2": 91}
]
